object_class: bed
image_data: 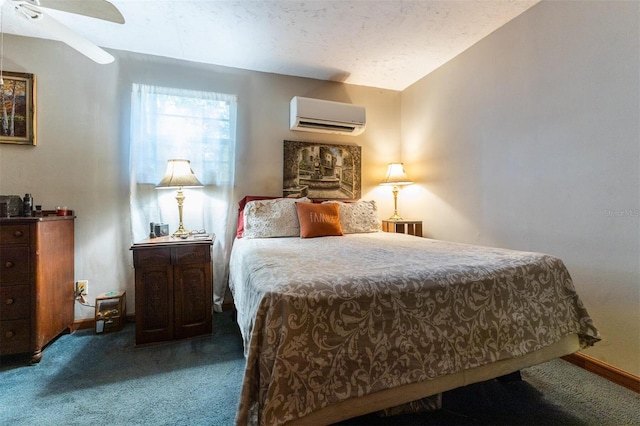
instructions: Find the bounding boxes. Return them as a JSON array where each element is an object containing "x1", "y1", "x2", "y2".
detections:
[{"x1": 229, "y1": 198, "x2": 599, "y2": 426}]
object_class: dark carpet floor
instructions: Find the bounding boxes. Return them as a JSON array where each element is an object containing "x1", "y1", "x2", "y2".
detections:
[{"x1": 1, "y1": 310, "x2": 638, "y2": 425}]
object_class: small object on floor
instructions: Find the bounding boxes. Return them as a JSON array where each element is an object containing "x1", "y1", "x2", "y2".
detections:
[{"x1": 95, "y1": 291, "x2": 126, "y2": 334}]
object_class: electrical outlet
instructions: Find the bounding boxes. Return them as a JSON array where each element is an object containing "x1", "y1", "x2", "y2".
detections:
[{"x1": 76, "y1": 280, "x2": 88, "y2": 297}]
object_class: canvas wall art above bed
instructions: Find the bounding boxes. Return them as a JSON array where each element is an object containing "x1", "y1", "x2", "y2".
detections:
[
  {"x1": 282, "y1": 140, "x2": 361, "y2": 200},
  {"x1": 229, "y1": 197, "x2": 600, "y2": 426}
]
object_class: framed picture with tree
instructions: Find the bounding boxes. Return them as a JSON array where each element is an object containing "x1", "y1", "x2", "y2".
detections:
[{"x1": 0, "y1": 71, "x2": 36, "y2": 146}]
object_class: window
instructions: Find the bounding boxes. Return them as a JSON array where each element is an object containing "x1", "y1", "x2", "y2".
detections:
[{"x1": 130, "y1": 84, "x2": 237, "y2": 186}]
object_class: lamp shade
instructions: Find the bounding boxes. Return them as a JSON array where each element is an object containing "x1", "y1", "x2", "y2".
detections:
[
  {"x1": 380, "y1": 163, "x2": 413, "y2": 186},
  {"x1": 156, "y1": 159, "x2": 203, "y2": 188}
]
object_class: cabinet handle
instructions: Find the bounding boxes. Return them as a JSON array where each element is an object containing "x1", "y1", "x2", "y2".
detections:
[
  {"x1": 5, "y1": 331, "x2": 14, "y2": 338},
  {"x1": 5, "y1": 298, "x2": 14, "y2": 305},
  {"x1": 5, "y1": 261, "x2": 13, "y2": 268},
  {"x1": 13, "y1": 230, "x2": 23, "y2": 238}
]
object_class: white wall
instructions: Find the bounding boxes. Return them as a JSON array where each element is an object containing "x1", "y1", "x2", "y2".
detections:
[
  {"x1": 401, "y1": 0, "x2": 639, "y2": 375},
  {"x1": 0, "y1": 36, "x2": 400, "y2": 322}
]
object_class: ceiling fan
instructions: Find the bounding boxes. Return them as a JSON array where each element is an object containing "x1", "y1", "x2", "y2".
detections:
[{"x1": 7, "y1": 0, "x2": 125, "y2": 64}]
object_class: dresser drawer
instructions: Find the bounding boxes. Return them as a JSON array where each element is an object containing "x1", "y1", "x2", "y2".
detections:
[
  {"x1": 0, "y1": 246, "x2": 30, "y2": 284},
  {"x1": 0, "y1": 224, "x2": 30, "y2": 244},
  {"x1": 174, "y1": 245, "x2": 210, "y2": 265},
  {"x1": 0, "y1": 319, "x2": 31, "y2": 355},
  {"x1": 1, "y1": 285, "x2": 30, "y2": 320},
  {"x1": 133, "y1": 247, "x2": 171, "y2": 268}
]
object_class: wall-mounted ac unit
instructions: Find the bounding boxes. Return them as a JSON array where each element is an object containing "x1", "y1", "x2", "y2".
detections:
[{"x1": 290, "y1": 96, "x2": 366, "y2": 136}]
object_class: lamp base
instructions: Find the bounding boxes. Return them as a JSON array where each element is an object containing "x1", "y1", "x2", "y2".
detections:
[
  {"x1": 387, "y1": 213, "x2": 405, "y2": 221},
  {"x1": 172, "y1": 224, "x2": 190, "y2": 238}
]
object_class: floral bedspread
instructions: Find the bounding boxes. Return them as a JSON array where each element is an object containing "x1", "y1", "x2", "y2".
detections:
[{"x1": 229, "y1": 233, "x2": 599, "y2": 426}]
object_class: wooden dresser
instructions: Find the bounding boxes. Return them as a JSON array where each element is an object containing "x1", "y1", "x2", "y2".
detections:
[
  {"x1": 0, "y1": 216, "x2": 75, "y2": 363},
  {"x1": 131, "y1": 235, "x2": 213, "y2": 345}
]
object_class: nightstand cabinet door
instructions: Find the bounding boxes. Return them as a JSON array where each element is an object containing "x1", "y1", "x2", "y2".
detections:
[
  {"x1": 174, "y1": 262, "x2": 212, "y2": 339},
  {"x1": 173, "y1": 244, "x2": 212, "y2": 339},
  {"x1": 134, "y1": 250, "x2": 174, "y2": 345}
]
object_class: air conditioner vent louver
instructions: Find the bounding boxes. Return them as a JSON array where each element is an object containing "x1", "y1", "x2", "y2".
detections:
[
  {"x1": 290, "y1": 97, "x2": 366, "y2": 136},
  {"x1": 297, "y1": 120, "x2": 358, "y2": 133}
]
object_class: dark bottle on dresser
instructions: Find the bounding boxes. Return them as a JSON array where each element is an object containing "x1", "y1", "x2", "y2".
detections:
[{"x1": 23, "y1": 193, "x2": 33, "y2": 217}]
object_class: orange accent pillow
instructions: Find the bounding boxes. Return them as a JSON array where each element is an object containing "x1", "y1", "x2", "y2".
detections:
[{"x1": 295, "y1": 202, "x2": 343, "y2": 238}]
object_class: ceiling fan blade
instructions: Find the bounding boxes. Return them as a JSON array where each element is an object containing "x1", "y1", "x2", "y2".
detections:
[
  {"x1": 20, "y1": 6, "x2": 115, "y2": 63},
  {"x1": 22, "y1": 0, "x2": 125, "y2": 24}
]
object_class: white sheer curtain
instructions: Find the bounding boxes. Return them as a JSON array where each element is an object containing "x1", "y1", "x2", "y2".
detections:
[{"x1": 129, "y1": 84, "x2": 237, "y2": 312}]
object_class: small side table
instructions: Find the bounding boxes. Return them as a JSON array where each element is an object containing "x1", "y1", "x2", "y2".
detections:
[
  {"x1": 382, "y1": 220, "x2": 423, "y2": 237},
  {"x1": 130, "y1": 235, "x2": 214, "y2": 345}
]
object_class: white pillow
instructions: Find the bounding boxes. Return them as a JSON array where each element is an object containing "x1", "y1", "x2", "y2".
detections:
[
  {"x1": 243, "y1": 197, "x2": 310, "y2": 238},
  {"x1": 323, "y1": 200, "x2": 381, "y2": 234}
]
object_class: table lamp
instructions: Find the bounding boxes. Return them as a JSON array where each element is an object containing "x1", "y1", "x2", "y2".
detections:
[
  {"x1": 156, "y1": 159, "x2": 203, "y2": 237},
  {"x1": 380, "y1": 163, "x2": 413, "y2": 221}
]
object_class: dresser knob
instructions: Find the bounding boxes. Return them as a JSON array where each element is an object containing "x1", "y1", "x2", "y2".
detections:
[
  {"x1": 5, "y1": 331, "x2": 14, "y2": 338},
  {"x1": 5, "y1": 261, "x2": 13, "y2": 268},
  {"x1": 5, "y1": 298, "x2": 14, "y2": 305},
  {"x1": 13, "y1": 230, "x2": 23, "y2": 238}
]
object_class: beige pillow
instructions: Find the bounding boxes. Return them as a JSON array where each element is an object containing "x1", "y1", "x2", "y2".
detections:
[
  {"x1": 323, "y1": 200, "x2": 381, "y2": 233},
  {"x1": 243, "y1": 197, "x2": 310, "y2": 238}
]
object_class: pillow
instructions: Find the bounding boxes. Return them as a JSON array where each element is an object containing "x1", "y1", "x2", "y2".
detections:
[
  {"x1": 242, "y1": 197, "x2": 310, "y2": 238},
  {"x1": 295, "y1": 202, "x2": 343, "y2": 238},
  {"x1": 236, "y1": 195, "x2": 279, "y2": 238},
  {"x1": 323, "y1": 200, "x2": 381, "y2": 234}
]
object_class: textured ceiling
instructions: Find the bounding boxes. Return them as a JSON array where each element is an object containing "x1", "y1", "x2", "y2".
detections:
[{"x1": 1, "y1": 0, "x2": 540, "y2": 90}]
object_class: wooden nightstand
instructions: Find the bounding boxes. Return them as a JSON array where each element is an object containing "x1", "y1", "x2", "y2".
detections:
[
  {"x1": 382, "y1": 220, "x2": 423, "y2": 237},
  {"x1": 130, "y1": 235, "x2": 214, "y2": 345}
]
